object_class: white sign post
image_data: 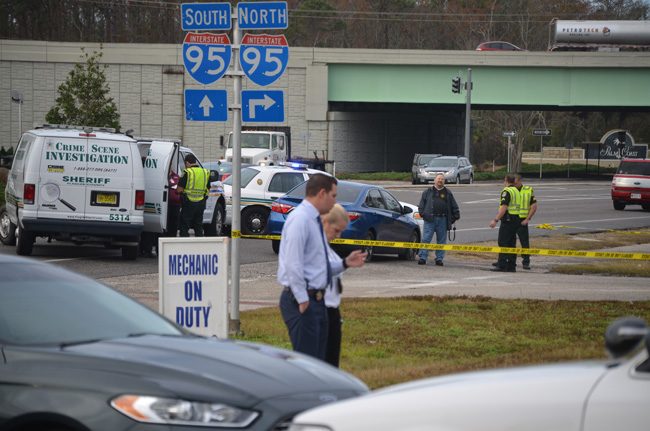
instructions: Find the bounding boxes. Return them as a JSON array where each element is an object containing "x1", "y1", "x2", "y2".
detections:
[{"x1": 159, "y1": 237, "x2": 229, "y2": 338}]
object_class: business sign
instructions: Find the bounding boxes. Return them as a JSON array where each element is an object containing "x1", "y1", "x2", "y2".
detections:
[
  {"x1": 240, "y1": 34, "x2": 289, "y2": 86},
  {"x1": 241, "y1": 90, "x2": 284, "y2": 123},
  {"x1": 185, "y1": 89, "x2": 228, "y2": 122},
  {"x1": 159, "y1": 237, "x2": 229, "y2": 338},
  {"x1": 532, "y1": 129, "x2": 552, "y2": 137},
  {"x1": 181, "y1": 2, "x2": 232, "y2": 31},
  {"x1": 237, "y1": 1, "x2": 288, "y2": 29},
  {"x1": 183, "y1": 33, "x2": 232, "y2": 85},
  {"x1": 586, "y1": 129, "x2": 647, "y2": 159}
]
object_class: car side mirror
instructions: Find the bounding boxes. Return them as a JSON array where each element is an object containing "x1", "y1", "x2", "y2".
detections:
[
  {"x1": 209, "y1": 170, "x2": 220, "y2": 183},
  {"x1": 605, "y1": 316, "x2": 647, "y2": 359},
  {"x1": 402, "y1": 205, "x2": 413, "y2": 215}
]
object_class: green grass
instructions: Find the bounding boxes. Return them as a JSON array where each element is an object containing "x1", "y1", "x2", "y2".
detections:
[{"x1": 236, "y1": 297, "x2": 650, "y2": 389}]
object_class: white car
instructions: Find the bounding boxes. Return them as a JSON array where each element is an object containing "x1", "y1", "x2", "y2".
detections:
[
  {"x1": 289, "y1": 317, "x2": 650, "y2": 431},
  {"x1": 400, "y1": 202, "x2": 423, "y2": 237},
  {"x1": 223, "y1": 164, "x2": 324, "y2": 235}
]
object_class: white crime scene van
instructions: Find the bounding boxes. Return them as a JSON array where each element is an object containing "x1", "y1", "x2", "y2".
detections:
[
  {"x1": 0, "y1": 125, "x2": 145, "y2": 259},
  {"x1": 136, "y1": 139, "x2": 226, "y2": 239}
]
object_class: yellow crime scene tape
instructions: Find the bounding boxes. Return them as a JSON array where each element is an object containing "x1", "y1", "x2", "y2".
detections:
[{"x1": 233, "y1": 231, "x2": 650, "y2": 261}]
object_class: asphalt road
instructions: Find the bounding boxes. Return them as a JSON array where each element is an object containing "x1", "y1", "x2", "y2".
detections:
[{"x1": 2, "y1": 179, "x2": 649, "y2": 282}]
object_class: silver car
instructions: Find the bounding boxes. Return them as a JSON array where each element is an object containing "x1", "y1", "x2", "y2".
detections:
[{"x1": 417, "y1": 156, "x2": 474, "y2": 184}]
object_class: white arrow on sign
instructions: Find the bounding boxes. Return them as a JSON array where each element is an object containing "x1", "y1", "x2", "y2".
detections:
[
  {"x1": 248, "y1": 94, "x2": 275, "y2": 119},
  {"x1": 199, "y1": 95, "x2": 214, "y2": 117}
]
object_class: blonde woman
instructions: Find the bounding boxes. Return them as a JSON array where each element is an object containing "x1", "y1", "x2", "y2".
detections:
[{"x1": 322, "y1": 203, "x2": 365, "y2": 367}]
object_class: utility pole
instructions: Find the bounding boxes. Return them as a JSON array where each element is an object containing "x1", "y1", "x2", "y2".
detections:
[{"x1": 464, "y1": 68, "x2": 472, "y2": 159}]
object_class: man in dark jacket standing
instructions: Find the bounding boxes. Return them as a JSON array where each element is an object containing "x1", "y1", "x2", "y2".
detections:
[{"x1": 417, "y1": 173, "x2": 460, "y2": 266}]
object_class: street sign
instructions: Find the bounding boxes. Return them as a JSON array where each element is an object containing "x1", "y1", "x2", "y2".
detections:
[
  {"x1": 181, "y1": 2, "x2": 232, "y2": 31},
  {"x1": 237, "y1": 1, "x2": 288, "y2": 30},
  {"x1": 533, "y1": 129, "x2": 552, "y2": 137},
  {"x1": 185, "y1": 89, "x2": 228, "y2": 122},
  {"x1": 502, "y1": 131, "x2": 516, "y2": 137},
  {"x1": 240, "y1": 34, "x2": 288, "y2": 86},
  {"x1": 183, "y1": 33, "x2": 232, "y2": 85},
  {"x1": 241, "y1": 90, "x2": 284, "y2": 123}
]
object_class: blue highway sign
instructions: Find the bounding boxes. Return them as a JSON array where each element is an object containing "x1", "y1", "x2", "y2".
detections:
[
  {"x1": 185, "y1": 89, "x2": 228, "y2": 122},
  {"x1": 183, "y1": 33, "x2": 232, "y2": 85},
  {"x1": 237, "y1": 1, "x2": 288, "y2": 30},
  {"x1": 181, "y1": 3, "x2": 231, "y2": 31},
  {"x1": 240, "y1": 34, "x2": 288, "y2": 87},
  {"x1": 241, "y1": 90, "x2": 284, "y2": 123}
]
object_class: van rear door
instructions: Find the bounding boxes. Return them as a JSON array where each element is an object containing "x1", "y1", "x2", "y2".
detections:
[
  {"x1": 37, "y1": 136, "x2": 88, "y2": 220},
  {"x1": 139, "y1": 140, "x2": 178, "y2": 233},
  {"x1": 84, "y1": 137, "x2": 138, "y2": 223}
]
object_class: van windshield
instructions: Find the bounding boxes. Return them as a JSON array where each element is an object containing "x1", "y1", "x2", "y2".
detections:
[
  {"x1": 227, "y1": 134, "x2": 270, "y2": 150},
  {"x1": 617, "y1": 161, "x2": 650, "y2": 176}
]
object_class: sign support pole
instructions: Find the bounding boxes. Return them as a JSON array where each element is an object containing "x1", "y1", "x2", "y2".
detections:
[
  {"x1": 230, "y1": 12, "x2": 242, "y2": 334},
  {"x1": 539, "y1": 136, "x2": 543, "y2": 179},
  {"x1": 463, "y1": 68, "x2": 472, "y2": 159},
  {"x1": 507, "y1": 135, "x2": 512, "y2": 172}
]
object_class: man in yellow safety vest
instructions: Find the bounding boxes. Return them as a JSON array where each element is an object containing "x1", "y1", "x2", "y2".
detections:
[
  {"x1": 488, "y1": 174, "x2": 521, "y2": 272},
  {"x1": 515, "y1": 173, "x2": 537, "y2": 269},
  {"x1": 177, "y1": 154, "x2": 210, "y2": 237}
]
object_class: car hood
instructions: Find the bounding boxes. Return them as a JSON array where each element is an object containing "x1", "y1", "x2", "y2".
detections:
[
  {"x1": 3, "y1": 335, "x2": 368, "y2": 407},
  {"x1": 292, "y1": 360, "x2": 609, "y2": 431}
]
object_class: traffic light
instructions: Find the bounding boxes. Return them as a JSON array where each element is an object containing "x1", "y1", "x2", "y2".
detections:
[{"x1": 451, "y1": 76, "x2": 461, "y2": 94}]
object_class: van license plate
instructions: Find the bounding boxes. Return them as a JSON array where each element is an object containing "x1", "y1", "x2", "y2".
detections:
[
  {"x1": 97, "y1": 193, "x2": 118, "y2": 205},
  {"x1": 631, "y1": 193, "x2": 641, "y2": 199}
]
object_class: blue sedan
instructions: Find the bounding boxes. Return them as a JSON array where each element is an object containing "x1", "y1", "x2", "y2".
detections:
[{"x1": 267, "y1": 180, "x2": 421, "y2": 261}]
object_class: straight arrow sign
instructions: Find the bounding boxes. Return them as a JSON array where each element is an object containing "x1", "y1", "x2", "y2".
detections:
[
  {"x1": 242, "y1": 90, "x2": 284, "y2": 123},
  {"x1": 184, "y1": 89, "x2": 227, "y2": 121},
  {"x1": 200, "y1": 95, "x2": 214, "y2": 117}
]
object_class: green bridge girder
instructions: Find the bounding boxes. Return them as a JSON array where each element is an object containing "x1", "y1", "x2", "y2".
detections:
[{"x1": 328, "y1": 63, "x2": 650, "y2": 109}]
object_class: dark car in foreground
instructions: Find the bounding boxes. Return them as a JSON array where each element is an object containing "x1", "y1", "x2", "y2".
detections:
[
  {"x1": 289, "y1": 317, "x2": 650, "y2": 431},
  {"x1": 266, "y1": 181, "x2": 421, "y2": 261},
  {"x1": 611, "y1": 158, "x2": 650, "y2": 211},
  {"x1": 0, "y1": 255, "x2": 368, "y2": 431}
]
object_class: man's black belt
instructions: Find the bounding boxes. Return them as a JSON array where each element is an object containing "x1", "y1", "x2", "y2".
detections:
[{"x1": 283, "y1": 286, "x2": 325, "y2": 301}]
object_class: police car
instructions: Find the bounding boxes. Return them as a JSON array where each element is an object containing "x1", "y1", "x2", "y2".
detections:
[{"x1": 222, "y1": 163, "x2": 325, "y2": 235}]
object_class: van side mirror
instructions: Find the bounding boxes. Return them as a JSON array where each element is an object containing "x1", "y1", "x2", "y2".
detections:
[
  {"x1": 279, "y1": 141, "x2": 284, "y2": 150},
  {"x1": 219, "y1": 136, "x2": 224, "y2": 148},
  {"x1": 605, "y1": 316, "x2": 647, "y2": 359}
]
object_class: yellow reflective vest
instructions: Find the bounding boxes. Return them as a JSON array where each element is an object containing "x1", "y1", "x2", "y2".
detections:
[
  {"x1": 183, "y1": 166, "x2": 209, "y2": 202},
  {"x1": 500, "y1": 186, "x2": 521, "y2": 216},
  {"x1": 518, "y1": 185, "x2": 534, "y2": 218}
]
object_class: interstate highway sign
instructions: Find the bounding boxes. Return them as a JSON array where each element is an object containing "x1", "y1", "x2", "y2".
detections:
[
  {"x1": 241, "y1": 90, "x2": 284, "y2": 123},
  {"x1": 237, "y1": 1, "x2": 288, "y2": 30},
  {"x1": 532, "y1": 129, "x2": 552, "y2": 137},
  {"x1": 183, "y1": 33, "x2": 232, "y2": 85},
  {"x1": 185, "y1": 89, "x2": 228, "y2": 122},
  {"x1": 181, "y1": 2, "x2": 231, "y2": 31},
  {"x1": 240, "y1": 34, "x2": 288, "y2": 86}
]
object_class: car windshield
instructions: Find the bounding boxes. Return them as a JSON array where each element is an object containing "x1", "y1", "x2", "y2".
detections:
[
  {"x1": 617, "y1": 161, "x2": 650, "y2": 176},
  {"x1": 426, "y1": 158, "x2": 456, "y2": 168},
  {"x1": 0, "y1": 261, "x2": 182, "y2": 345},
  {"x1": 205, "y1": 162, "x2": 233, "y2": 174},
  {"x1": 285, "y1": 181, "x2": 362, "y2": 204},
  {"x1": 227, "y1": 134, "x2": 270, "y2": 149},
  {"x1": 418, "y1": 155, "x2": 439, "y2": 165},
  {"x1": 223, "y1": 167, "x2": 260, "y2": 187}
]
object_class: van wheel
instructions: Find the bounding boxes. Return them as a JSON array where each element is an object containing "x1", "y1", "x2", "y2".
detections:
[
  {"x1": 455, "y1": 175, "x2": 461, "y2": 184},
  {"x1": 242, "y1": 206, "x2": 270, "y2": 235},
  {"x1": 16, "y1": 226, "x2": 34, "y2": 256},
  {"x1": 0, "y1": 205, "x2": 17, "y2": 246},
  {"x1": 205, "y1": 202, "x2": 225, "y2": 236},
  {"x1": 468, "y1": 174, "x2": 474, "y2": 184},
  {"x1": 272, "y1": 239, "x2": 280, "y2": 254},
  {"x1": 613, "y1": 201, "x2": 625, "y2": 211},
  {"x1": 121, "y1": 245, "x2": 138, "y2": 260}
]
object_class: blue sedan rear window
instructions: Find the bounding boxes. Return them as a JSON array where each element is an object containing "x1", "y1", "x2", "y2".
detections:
[{"x1": 285, "y1": 182, "x2": 361, "y2": 204}]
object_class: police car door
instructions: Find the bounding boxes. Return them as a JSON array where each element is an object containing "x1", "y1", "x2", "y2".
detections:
[
  {"x1": 84, "y1": 136, "x2": 137, "y2": 223},
  {"x1": 38, "y1": 134, "x2": 88, "y2": 220}
]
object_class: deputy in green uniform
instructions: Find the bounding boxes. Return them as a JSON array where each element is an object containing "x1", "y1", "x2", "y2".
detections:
[
  {"x1": 489, "y1": 174, "x2": 521, "y2": 272},
  {"x1": 177, "y1": 154, "x2": 210, "y2": 237}
]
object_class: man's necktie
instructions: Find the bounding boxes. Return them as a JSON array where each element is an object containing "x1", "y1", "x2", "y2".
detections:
[{"x1": 317, "y1": 215, "x2": 332, "y2": 289}]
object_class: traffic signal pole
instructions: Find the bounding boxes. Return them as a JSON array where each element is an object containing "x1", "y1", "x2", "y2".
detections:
[{"x1": 464, "y1": 68, "x2": 472, "y2": 159}]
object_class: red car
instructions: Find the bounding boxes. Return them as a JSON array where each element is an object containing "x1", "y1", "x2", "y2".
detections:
[
  {"x1": 611, "y1": 158, "x2": 650, "y2": 211},
  {"x1": 475, "y1": 41, "x2": 525, "y2": 51}
]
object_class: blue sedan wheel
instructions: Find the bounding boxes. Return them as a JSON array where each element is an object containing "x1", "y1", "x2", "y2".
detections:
[
  {"x1": 362, "y1": 231, "x2": 375, "y2": 262},
  {"x1": 398, "y1": 230, "x2": 419, "y2": 261}
]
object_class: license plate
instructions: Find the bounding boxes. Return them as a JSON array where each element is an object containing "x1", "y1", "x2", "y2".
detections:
[
  {"x1": 97, "y1": 193, "x2": 117, "y2": 205},
  {"x1": 631, "y1": 193, "x2": 641, "y2": 199}
]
